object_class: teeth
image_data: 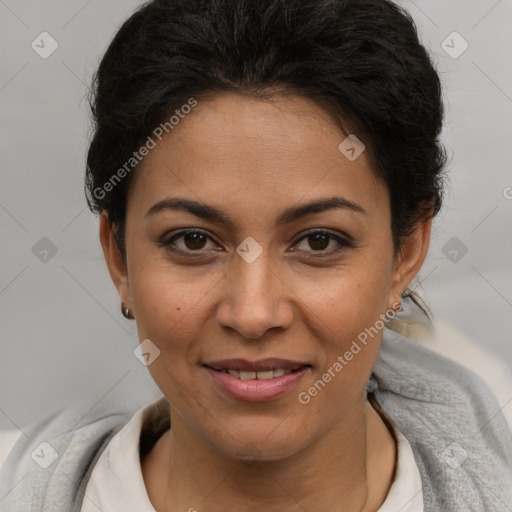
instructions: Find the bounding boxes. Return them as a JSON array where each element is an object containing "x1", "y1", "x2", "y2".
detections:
[
  {"x1": 239, "y1": 371, "x2": 257, "y2": 380},
  {"x1": 256, "y1": 370, "x2": 274, "y2": 380},
  {"x1": 222, "y1": 368, "x2": 294, "y2": 380}
]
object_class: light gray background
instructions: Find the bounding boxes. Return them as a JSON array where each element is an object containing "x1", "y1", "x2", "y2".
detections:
[{"x1": 1, "y1": 0, "x2": 511, "y2": 429}]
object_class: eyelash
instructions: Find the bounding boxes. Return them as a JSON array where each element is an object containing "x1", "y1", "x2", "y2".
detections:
[{"x1": 158, "y1": 229, "x2": 354, "y2": 258}]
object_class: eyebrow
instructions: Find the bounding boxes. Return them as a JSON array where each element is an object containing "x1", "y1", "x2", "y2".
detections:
[{"x1": 144, "y1": 196, "x2": 366, "y2": 228}]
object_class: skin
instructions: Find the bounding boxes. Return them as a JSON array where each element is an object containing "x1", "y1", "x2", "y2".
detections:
[{"x1": 99, "y1": 92, "x2": 431, "y2": 511}]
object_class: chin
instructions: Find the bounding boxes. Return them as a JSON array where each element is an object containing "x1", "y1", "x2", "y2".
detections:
[{"x1": 209, "y1": 421, "x2": 309, "y2": 462}]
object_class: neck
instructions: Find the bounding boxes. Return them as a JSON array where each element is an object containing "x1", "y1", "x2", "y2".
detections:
[{"x1": 141, "y1": 397, "x2": 396, "y2": 512}]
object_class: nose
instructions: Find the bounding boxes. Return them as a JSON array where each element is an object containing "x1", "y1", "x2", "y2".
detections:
[{"x1": 215, "y1": 248, "x2": 293, "y2": 340}]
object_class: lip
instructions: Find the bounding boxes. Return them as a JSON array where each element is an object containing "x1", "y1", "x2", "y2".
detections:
[
  {"x1": 204, "y1": 358, "x2": 308, "y2": 372},
  {"x1": 203, "y1": 359, "x2": 311, "y2": 402}
]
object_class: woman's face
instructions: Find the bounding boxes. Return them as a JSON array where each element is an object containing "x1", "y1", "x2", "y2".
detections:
[{"x1": 101, "y1": 92, "x2": 428, "y2": 460}]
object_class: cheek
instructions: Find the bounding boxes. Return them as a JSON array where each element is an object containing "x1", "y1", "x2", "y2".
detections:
[
  {"x1": 297, "y1": 294, "x2": 384, "y2": 421},
  {"x1": 296, "y1": 254, "x2": 392, "y2": 346},
  {"x1": 128, "y1": 264, "x2": 210, "y2": 399},
  {"x1": 129, "y1": 256, "x2": 220, "y2": 335},
  {"x1": 294, "y1": 259, "x2": 392, "y2": 406},
  {"x1": 128, "y1": 267, "x2": 204, "y2": 381}
]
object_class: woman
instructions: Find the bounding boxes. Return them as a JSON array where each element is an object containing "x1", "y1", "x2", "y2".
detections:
[{"x1": 1, "y1": 0, "x2": 511, "y2": 510}]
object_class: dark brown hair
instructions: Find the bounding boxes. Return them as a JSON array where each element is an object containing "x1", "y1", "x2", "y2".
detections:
[{"x1": 85, "y1": 0, "x2": 447, "y2": 263}]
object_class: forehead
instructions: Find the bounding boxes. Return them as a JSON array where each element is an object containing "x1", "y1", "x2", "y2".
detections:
[{"x1": 127, "y1": 93, "x2": 388, "y2": 226}]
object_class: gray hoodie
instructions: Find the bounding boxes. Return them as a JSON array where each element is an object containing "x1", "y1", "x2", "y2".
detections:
[{"x1": 1, "y1": 313, "x2": 511, "y2": 511}]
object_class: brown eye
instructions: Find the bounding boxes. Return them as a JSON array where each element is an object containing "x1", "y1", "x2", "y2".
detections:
[
  {"x1": 306, "y1": 232, "x2": 330, "y2": 251},
  {"x1": 162, "y1": 229, "x2": 218, "y2": 254},
  {"x1": 293, "y1": 230, "x2": 353, "y2": 255},
  {"x1": 181, "y1": 231, "x2": 208, "y2": 250}
]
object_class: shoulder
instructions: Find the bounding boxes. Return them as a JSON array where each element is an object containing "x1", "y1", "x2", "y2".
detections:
[
  {"x1": 380, "y1": 292, "x2": 511, "y2": 436},
  {"x1": 373, "y1": 327, "x2": 512, "y2": 509},
  {"x1": 375, "y1": 325, "x2": 511, "y2": 449},
  {"x1": 0, "y1": 399, "x2": 136, "y2": 511}
]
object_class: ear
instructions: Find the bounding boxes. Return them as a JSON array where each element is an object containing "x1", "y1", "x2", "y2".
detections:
[
  {"x1": 99, "y1": 211, "x2": 131, "y2": 307},
  {"x1": 388, "y1": 216, "x2": 432, "y2": 310}
]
